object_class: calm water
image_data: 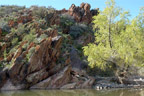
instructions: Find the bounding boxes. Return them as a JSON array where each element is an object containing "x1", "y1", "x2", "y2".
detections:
[{"x1": 0, "y1": 89, "x2": 144, "y2": 96}]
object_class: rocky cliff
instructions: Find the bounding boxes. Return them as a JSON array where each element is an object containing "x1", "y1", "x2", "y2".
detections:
[{"x1": 0, "y1": 3, "x2": 98, "y2": 90}]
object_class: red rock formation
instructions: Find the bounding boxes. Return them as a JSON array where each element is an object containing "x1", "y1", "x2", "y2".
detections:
[
  {"x1": 68, "y1": 3, "x2": 92, "y2": 24},
  {"x1": 0, "y1": 3, "x2": 98, "y2": 90},
  {"x1": 30, "y1": 65, "x2": 72, "y2": 89}
]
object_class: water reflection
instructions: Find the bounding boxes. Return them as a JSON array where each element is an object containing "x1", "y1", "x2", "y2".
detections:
[{"x1": 0, "y1": 89, "x2": 144, "y2": 96}]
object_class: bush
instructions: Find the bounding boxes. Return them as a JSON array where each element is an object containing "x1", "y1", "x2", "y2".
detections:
[
  {"x1": 11, "y1": 23, "x2": 26, "y2": 36},
  {"x1": 0, "y1": 19, "x2": 10, "y2": 34},
  {"x1": 23, "y1": 29, "x2": 37, "y2": 43},
  {"x1": 26, "y1": 47, "x2": 35, "y2": 61},
  {"x1": 60, "y1": 13, "x2": 75, "y2": 28},
  {"x1": 0, "y1": 5, "x2": 25, "y2": 17},
  {"x1": 34, "y1": 34, "x2": 48, "y2": 44},
  {"x1": 11, "y1": 37, "x2": 18, "y2": 46},
  {"x1": 23, "y1": 33, "x2": 36, "y2": 43},
  {"x1": 32, "y1": 6, "x2": 55, "y2": 19},
  {"x1": 69, "y1": 23, "x2": 89, "y2": 38}
]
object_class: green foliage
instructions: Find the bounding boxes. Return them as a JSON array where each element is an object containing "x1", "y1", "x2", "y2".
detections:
[
  {"x1": 3, "y1": 49, "x2": 7, "y2": 61},
  {"x1": 69, "y1": 23, "x2": 90, "y2": 39},
  {"x1": 26, "y1": 47, "x2": 35, "y2": 61},
  {"x1": 32, "y1": 6, "x2": 47, "y2": 19},
  {"x1": 11, "y1": 23, "x2": 27, "y2": 37},
  {"x1": 0, "y1": 19, "x2": 10, "y2": 34},
  {"x1": 23, "y1": 33, "x2": 36, "y2": 43},
  {"x1": 34, "y1": 34, "x2": 48, "y2": 44},
  {"x1": 0, "y1": 5, "x2": 25, "y2": 17},
  {"x1": 9, "y1": 47, "x2": 17, "y2": 54},
  {"x1": 32, "y1": 6, "x2": 55, "y2": 19},
  {"x1": 60, "y1": 13, "x2": 75, "y2": 28},
  {"x1": 23, "y1": 29, "x2": 37, "y2": 43},
  {"x1": 12, "y1": 37, "x2": 18, "y2": 46},
  {"x1": 83, "y1": 0, "x2": 144, "y2": 75}
]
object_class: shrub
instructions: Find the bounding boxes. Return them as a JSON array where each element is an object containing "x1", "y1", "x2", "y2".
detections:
[
  {"x1": 60, "y1": 13, "x2": 75, "y2": 28},
  {"x1": 69, "y1": 23, "x2": 90, "y2": 38},
  {"x1": 11, "y1": 37, "x2": 18, "y2": 46},
  {"x1": 0, "y1": 5, "x2": 25, "y2": 17},
  {"x1": 11, "y1": 23, "x2": 26, "y2": 36},
  {"x1": 34, "y1": 34, "x2": 48, "y2": 44},
  {"x1": 32, "y1": 6, "x2": 55, "y2": 19},
  {"x1": 23, "y1": 29, "x2": 36, "y2": 43},
  {"x1": 0, "y1": 19, "x2": 10, "y2": 34},
  {"x1": 23, "y1": 33, "x2": 36, "y2": 43},
  {"x1": 26, "y1": 47, "x2": 35, "y2": 61}
]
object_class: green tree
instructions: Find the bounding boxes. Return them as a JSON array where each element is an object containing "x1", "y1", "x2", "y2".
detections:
[{"x1": 83, "y1": 0, "x2": 144, "y2": 83}]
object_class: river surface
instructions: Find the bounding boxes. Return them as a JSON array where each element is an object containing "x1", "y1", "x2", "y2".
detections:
[{"x1": 0, "y1": 89, "x2": 144, "y2": 96}]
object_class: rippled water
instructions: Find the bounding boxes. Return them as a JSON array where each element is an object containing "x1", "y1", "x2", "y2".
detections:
[{"x1": 0, "y1": 89, "x2": 144, "y2": 96}]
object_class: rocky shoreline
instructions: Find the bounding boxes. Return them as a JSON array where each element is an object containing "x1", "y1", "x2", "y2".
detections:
[{"x1": 0, "y1": 3, "x2": 144, "y2": 91}]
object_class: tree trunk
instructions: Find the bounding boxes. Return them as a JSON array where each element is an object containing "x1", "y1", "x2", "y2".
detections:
[
  {"x1": 108, "y1": 16, "x2": 112, "y2": 48},
  {"x1": 115, "y1": 70, "x2": 123, "y2": 84}
]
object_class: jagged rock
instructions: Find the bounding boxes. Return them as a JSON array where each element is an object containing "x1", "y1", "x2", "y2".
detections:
[
  {"x1": 70, "y1": 69, "x2": 95, "y2": 89},
  {"x1": 68, "y1": 4, "x2": 83, "y2": 22},
  {"x1": 9, "y1": 56, "x2": 27, "y2": 84},
  {"x1": 30, "y1": 65, "x2": 71, "y2": 89},
  {"x1": 28, "y1": 36, "x2": 62, "y2": 74},
  {"x1": 0, "y1": 3, "x2": 99, "y2": 90},
  {"x1": 80, "y1": 3, "x2": 85, "y2": 9},
  {"x1": 0, "y1": 70, "x2": 8, "y2": 88},
  {"x1": 70, "y1": 47, "x2": 83, "y2": 69},
  {"x1": 80, "y1": 77, "x2": 95, "y2": 88},
  {"x1": 5, "y1": 36, "x2": 63, "y2": 89},
  {"x1": 27, "y1": 42, "x2": 35, "y2": 51},
  {"x1": 26, "y1": 67, "x2": 49, "y2": 85},
  {"x1": 68, "y1": 3, "x2": 92, "y2": 24}
]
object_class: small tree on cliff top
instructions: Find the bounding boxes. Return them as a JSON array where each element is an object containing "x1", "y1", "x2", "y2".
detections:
[{"x1": 83, "y1": 0, "x2": 144, "y2": 81}]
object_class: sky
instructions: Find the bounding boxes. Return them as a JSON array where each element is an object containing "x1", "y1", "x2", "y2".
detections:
[{"x1": 0, "y1": 0, "x2": 144, "y2": 18}]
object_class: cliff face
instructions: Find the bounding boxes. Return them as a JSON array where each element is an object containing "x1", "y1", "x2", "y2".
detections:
[{"x1": 0, "y1": 3, "x2": 98, "y2": 90}]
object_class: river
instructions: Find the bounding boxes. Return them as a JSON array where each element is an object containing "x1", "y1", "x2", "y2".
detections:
[{"x1": 0, "y1": 89, "x2": 144, "y2": 96}]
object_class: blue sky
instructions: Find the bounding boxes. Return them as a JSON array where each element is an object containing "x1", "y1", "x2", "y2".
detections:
[{"x1": 0, "y1": 0, "x2": 144, "y2": 18}]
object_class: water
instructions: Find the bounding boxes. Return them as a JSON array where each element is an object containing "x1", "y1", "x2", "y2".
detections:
[{"x1": 0, "y1": 89, "x2": 144, "y2": 96}]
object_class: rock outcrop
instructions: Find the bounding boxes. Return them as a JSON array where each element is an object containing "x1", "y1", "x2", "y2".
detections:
[
  {"x1": 68, "y1": 3, "x2": 98, "y2": 24},
  {"x1": 0, "y1": 3, "x2": 97, "y2": 90},
  {"x1": 0, "y1": 32, "x2": 95, "y2": 90}
]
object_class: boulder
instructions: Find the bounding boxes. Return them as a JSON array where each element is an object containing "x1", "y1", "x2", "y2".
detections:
[
  {"x1": 70, "y1": 47, "x2": 83, "y2": 69},
  {"x1": 9, "y1": 56, "x2": 28, "y2": 85},
  {"x1": 30, "y1": 65, "x2": 71, "y2": 89}
]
